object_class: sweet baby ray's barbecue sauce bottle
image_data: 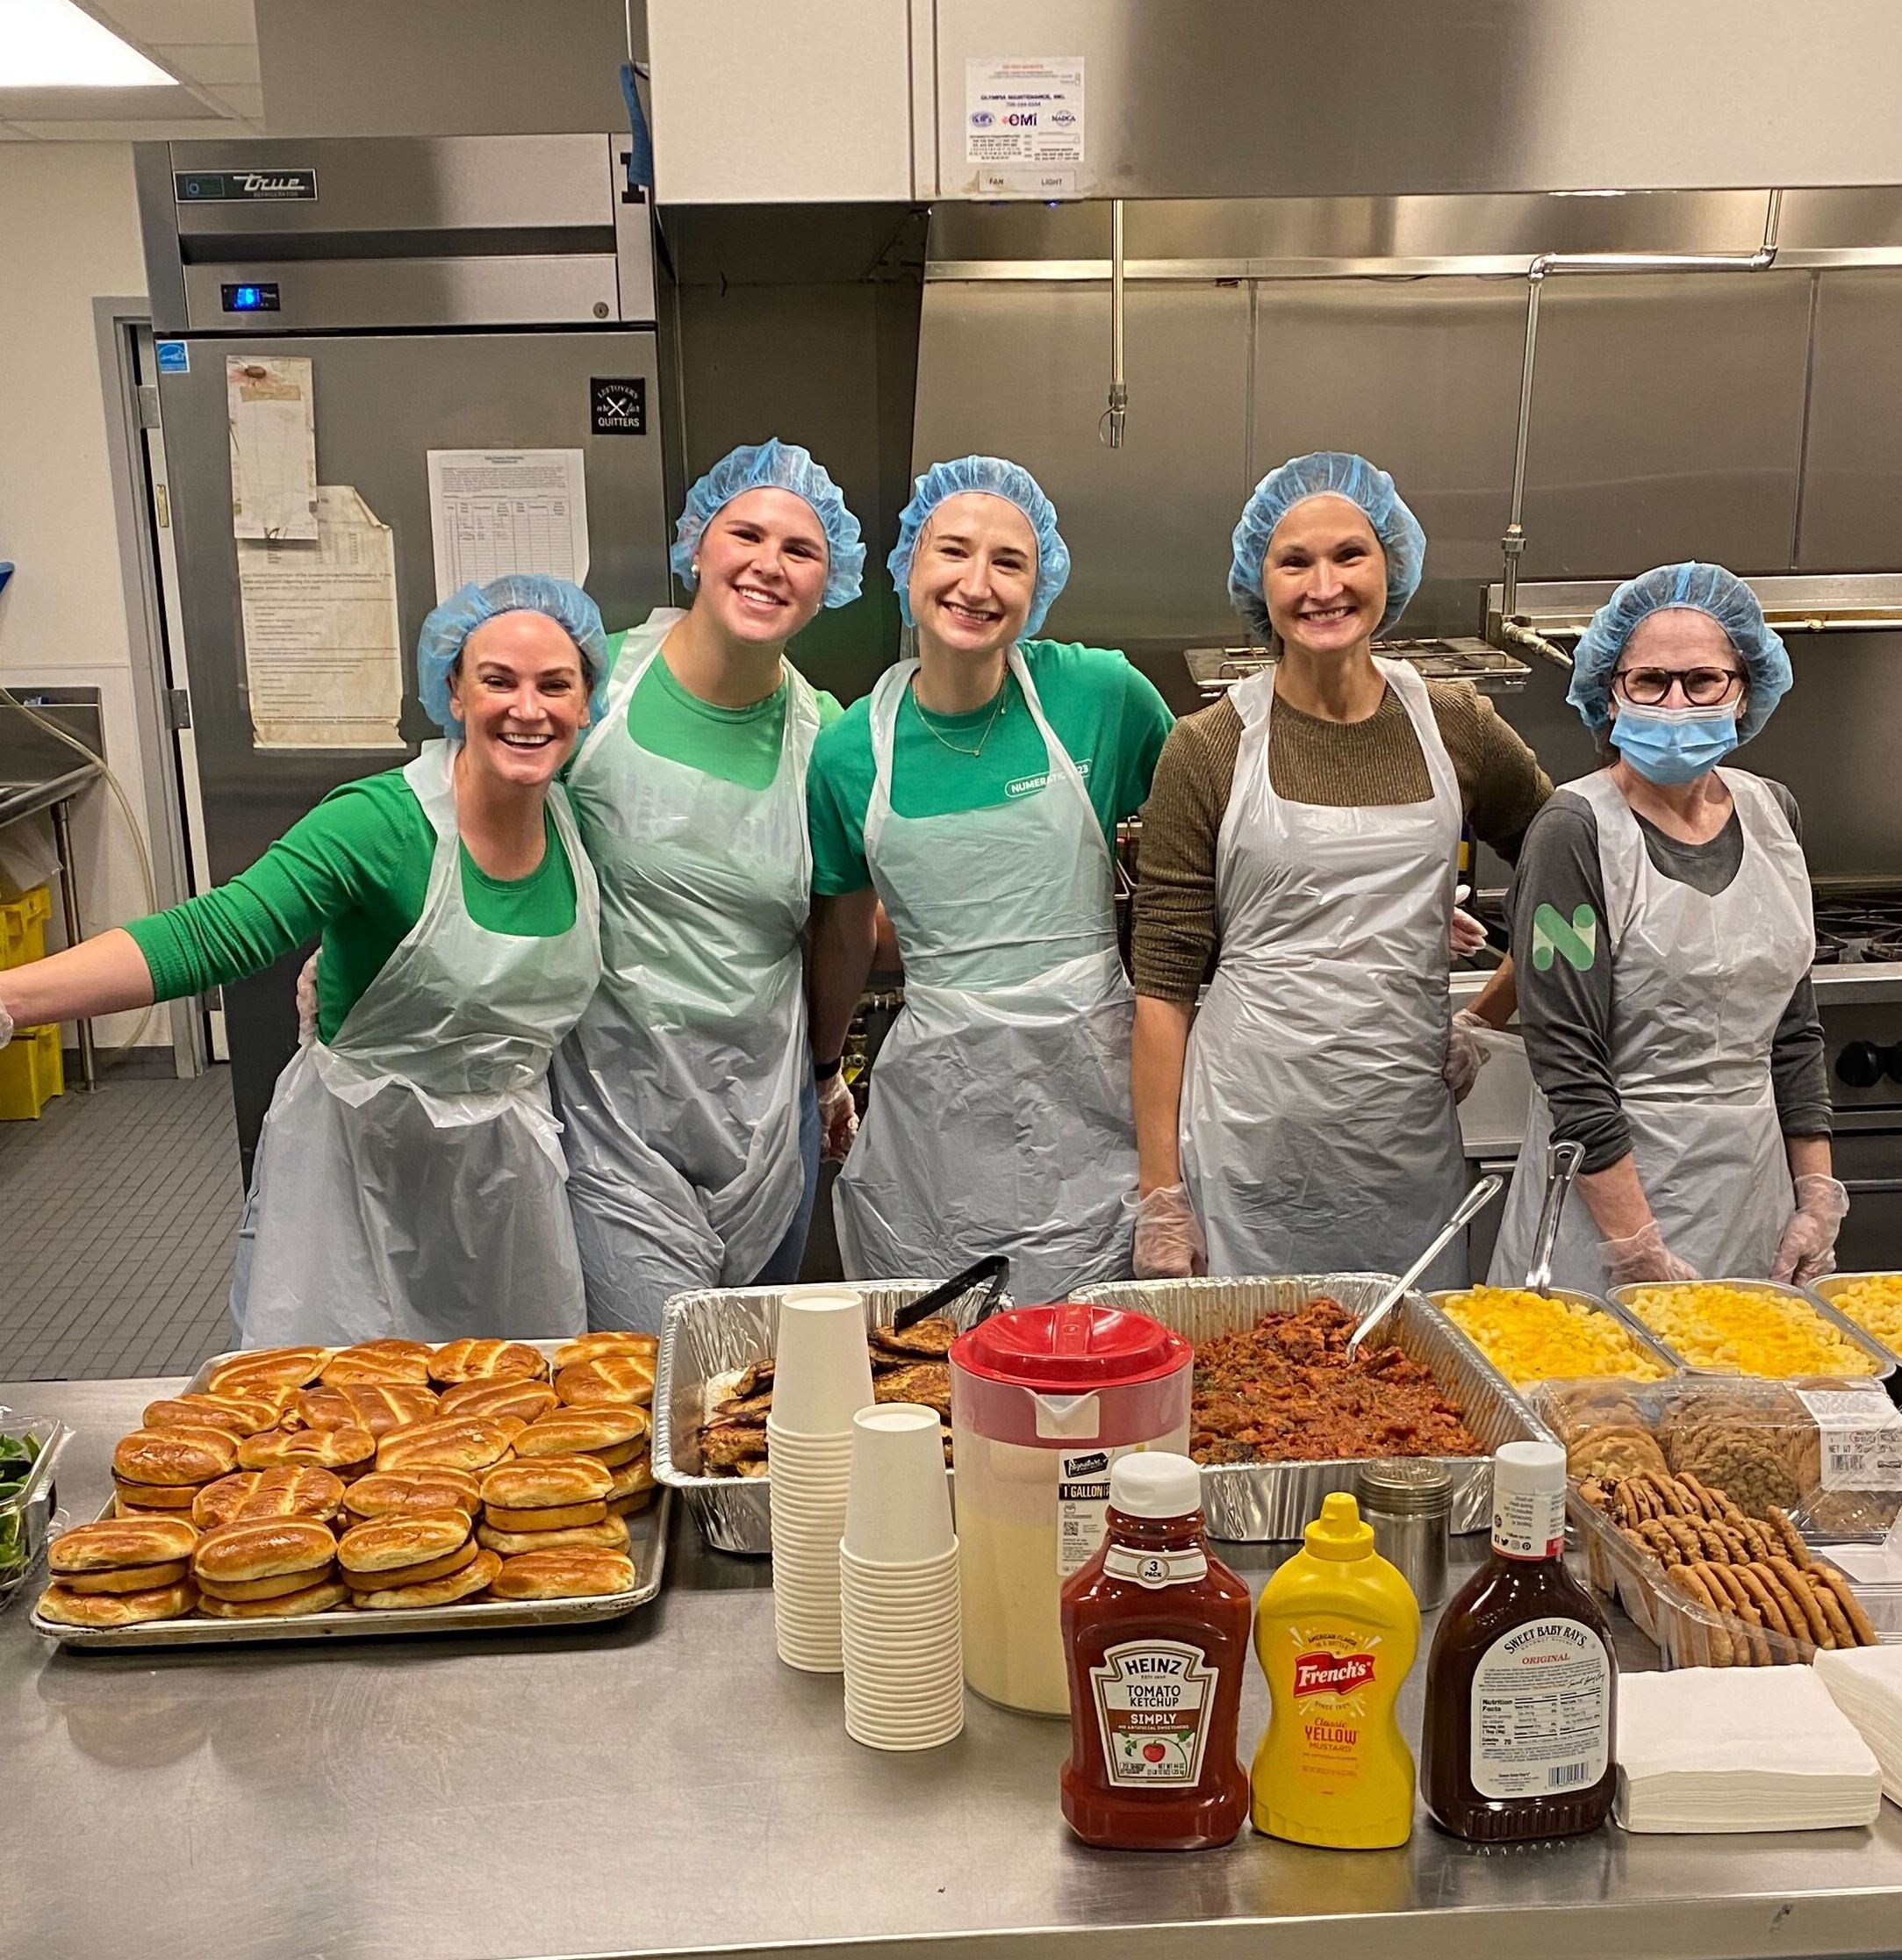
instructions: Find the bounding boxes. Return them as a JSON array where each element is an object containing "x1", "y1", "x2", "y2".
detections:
[
  {"x1": 1251, "y1": 1491, "x2": 1419, "y2": 1849},
  {"x1": 1421, "y1": 1441, "x2": 1616, "y2": 1842},
  {"x1": 1059, "y1": 1453, "x2": 1251, "y2": 1850}
]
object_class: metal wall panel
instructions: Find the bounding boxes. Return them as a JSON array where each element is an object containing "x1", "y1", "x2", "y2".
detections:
[
  {"x1": 1797, "y1": 271, "x2": 1902, "y2": 571},
  {"x1": 1514, "y1": 271, "x2": 1812, "y2": 580},
  {"x1": 1248, "y1": 279, "x2": 1526, "y2": 639},
  {"x1": 911, "y1": 283, "x2": 1251, "y2": 650},
  {"x1": 931, "y1": 0, "x2": 1902, "y2": 198}
]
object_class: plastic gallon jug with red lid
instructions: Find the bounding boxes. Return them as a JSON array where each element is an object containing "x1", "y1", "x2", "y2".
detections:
[{"x1": 951, "y1": 1302, "x2": 1193, "y2": 1716}]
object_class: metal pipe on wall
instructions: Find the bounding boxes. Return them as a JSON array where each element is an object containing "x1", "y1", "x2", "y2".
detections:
[
  {"x1": 1102, "y1": 199, "x2": 1128, "y2": 448},
  {"x1": 1499, "y1": 189, "x2": 1785, "y2": 620}
]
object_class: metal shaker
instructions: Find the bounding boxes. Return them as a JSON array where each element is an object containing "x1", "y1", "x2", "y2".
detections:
[{"x1": 1353, "y1": 1459, "x2": 1454, "y2": 1611}]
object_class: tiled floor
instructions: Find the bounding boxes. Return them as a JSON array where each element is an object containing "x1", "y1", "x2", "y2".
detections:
[{"x1": 0, "y1": 1066, "x2": 242, "y2": 1382}]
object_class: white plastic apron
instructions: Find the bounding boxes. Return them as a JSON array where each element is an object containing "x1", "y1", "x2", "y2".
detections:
[
  {"x1": 552, "y1": 612, "x2": 821, "y2": 1334},
  {"x1": 239, "y1": 742, "x2": 601, "y2": 1346},
  {"x1": 1181, "y1": 658, "x2": 1471, "y2": 1286},
  {"x1": 1489, "y1": 768, "x2": 1813, "y2": 1291},
  {"x1": 834, "y1": 647, "x2": 1137, "y2": 1303}
]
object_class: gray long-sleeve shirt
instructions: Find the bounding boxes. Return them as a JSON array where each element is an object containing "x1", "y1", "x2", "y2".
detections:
[{"x1": 1507, "y1": 779, "x2": 1830, "y2": 1174}]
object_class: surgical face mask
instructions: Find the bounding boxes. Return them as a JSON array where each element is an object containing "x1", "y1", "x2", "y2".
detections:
[{"x1": 1610, "y1": 699, "x2": 1741, "y2": 786}]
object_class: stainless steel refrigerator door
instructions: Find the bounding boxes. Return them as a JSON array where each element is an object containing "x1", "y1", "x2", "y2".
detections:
[{"x1": 157, "y1": 328, "x2": 668, "y2": 1170}]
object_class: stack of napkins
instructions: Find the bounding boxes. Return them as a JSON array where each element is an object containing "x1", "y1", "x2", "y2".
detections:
[
  {"x1": 1816, "y1": 1646, "x2": 1902, "y2": 1806},
  {"x1": 1616, "y1": 1667, "x2": 1883, "y2": 1832}
]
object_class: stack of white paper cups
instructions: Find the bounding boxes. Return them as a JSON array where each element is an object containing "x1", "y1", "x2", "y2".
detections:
[
  {"x1": 768, "y1": 1288, "x2": 873, "y2": 1672},
  {"x1": 840, "y1": 1402, "x2": 964, "y2": 1750}
]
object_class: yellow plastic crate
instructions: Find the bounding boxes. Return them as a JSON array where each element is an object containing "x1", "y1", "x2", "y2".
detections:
[
  {"x1": 0, "y1": 886, "x2": 52, "y2": 971},
  {"x1": 0, "y1": 1024, "x2": 63, "y2": 1120}
]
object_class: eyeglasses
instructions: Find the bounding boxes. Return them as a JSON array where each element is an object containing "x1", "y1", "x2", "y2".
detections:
[{"x1": 1613, "y1": 665, "x2": 1745, "y2": 708}]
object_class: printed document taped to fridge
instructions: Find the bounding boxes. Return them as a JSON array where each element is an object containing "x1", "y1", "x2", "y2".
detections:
[
  {"x1": 227, "y1": 355, "x2": 319, "y2": 541},
  {"x1": 237, "y1": 486, "x2": 404, "y2": 750},
  {"x1": 427, "y1": 449, "x2": 590, "y2": 600}
]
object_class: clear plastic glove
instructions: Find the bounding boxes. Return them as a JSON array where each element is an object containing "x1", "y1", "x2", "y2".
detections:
[
  {"x1": 0, "y1": 994, "x2": 13, "y2": 1051},
  {"x1": 1603, "y1": 1219, "x2": 1700, "y2": 1288},
  {"x1": 1770, "y1": 1174, "x2": 1850, "y2": 1286},
  {"x1": 1132, "y1": 1182, "x2": 1207, "y2": 1280},
  {"x1": 294, "y1": 951, "x2": 320, "y2": 1045},
  {"x1": 816, "y1": 1068, "x2": 858, "y2": 1162},
  {"x1": 1442, "y1": 1008, "x2": 1493, "y2": 1104},
  {"x1": 1450, "y1": 884, "x2": 1489, "y2": 959}
]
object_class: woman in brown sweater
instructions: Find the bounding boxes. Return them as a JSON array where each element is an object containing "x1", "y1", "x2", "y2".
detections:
[{"x1": 1130, "y1": 452, "x2": 1550, "y2": 1282}]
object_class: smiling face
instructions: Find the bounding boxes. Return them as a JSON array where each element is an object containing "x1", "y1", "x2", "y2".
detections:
[
  {"x1": 1261, "y1": 494, "x2": 1388, "y2": 659},
  {"x1": 908, "y1": 492, "x2": 1037, "y2": 659},
  {"x1": 689, "y1": 485, "x2": 829, "y2": 645},
  {"x1": 448, "y1": 609, "x2": 590, "y2": 786}
]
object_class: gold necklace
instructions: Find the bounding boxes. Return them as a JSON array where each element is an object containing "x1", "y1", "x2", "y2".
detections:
[{"x1": 912, "y1": 680, "x2": 1008, "y2": 758}]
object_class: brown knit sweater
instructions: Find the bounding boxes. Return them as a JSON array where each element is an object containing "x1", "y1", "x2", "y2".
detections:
[{"x1": 1132, "y1": 680, "x2": 1553, "y2": 1001}]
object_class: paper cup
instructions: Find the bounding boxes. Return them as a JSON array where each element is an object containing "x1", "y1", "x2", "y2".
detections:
[
  {"x1": 845, "y1": 1707, "x2": 965, "y2": 1750},
  {"x1": 842, "y1": 1404, "x2": 955, "y2": 1565},
  {"x1": 768, "y1": 1294, "x2": 875, "y2": 1436}
]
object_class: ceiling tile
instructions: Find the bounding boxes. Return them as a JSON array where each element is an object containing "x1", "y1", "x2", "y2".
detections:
[
  {"x1": 89, "y1": 0, "x2": 257, "y2": 44},
  {"x1": 11, "y1": 116, "x2": 243, "y2": 138},
  {"x1": 198, "y1": 79, "x2": 262, "y2": 117},
  {"x1": 161, "y1": 40, "x2": 260, "y2": 84}
]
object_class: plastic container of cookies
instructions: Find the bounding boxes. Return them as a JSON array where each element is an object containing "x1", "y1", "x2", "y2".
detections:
[{"x1": 1532, "y1": 1375, "x2": 1898, "y2": 1668}]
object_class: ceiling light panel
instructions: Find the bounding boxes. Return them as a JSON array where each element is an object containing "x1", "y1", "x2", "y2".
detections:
[{"x1": 0, "y1": 0, "x2": 176, "y2": 87}]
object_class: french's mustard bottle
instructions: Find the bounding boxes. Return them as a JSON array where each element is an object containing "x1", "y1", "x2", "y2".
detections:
[{"x1": 1252, "y1": 1490, "x2": 1420, "y2": 1849}]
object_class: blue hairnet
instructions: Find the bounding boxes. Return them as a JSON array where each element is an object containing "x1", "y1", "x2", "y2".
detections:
[
  {"x1": 1228, "y1": 451, "x2": 1426, "y2": 641},
  {"x1": 887, "y1": 456, "x2": 1072, "y2": 638},
  {"x1": 1568, "y1": 561, "x2": 1791, "y2": 743},
  {"x1": 671, "y1": 439, "x2": 865, "y2": 609},
  {"x1": 417, "y1": 574, "x2": 610, "y2": 736}
]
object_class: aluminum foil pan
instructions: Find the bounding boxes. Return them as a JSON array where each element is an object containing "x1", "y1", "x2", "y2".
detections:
[
  {"x1": 1810, "y1": 1274, "x2": 1902, "y2": 1383},
  {"x1": 1428, "y1": 1285, "x2": 1681, "y2": 1390},
  {"x1": 1070, "y1": 1274, "x2": 1553, "y2": 1542},
  {"x1": 1609, "y1": 1278, "x2": 1898, "y2": 1382},
  {"x1": 654, "y1": 1279, "x2": 1011, "y2": 1556}
]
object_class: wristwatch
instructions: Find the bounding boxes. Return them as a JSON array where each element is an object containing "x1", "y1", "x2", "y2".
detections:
[{"x1": 813, "y1": 1055, "x2": 843, "y2": 1081}]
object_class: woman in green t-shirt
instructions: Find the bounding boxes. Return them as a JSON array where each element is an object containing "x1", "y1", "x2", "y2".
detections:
[
  {"x1": 553, "y1": 440, "x2": 865, "y2": 1332},
  {"x1": 807, "y1": 456, "x2": 1173, "y2": 1302},
  {"x1": 0, "y1": 575, "x2": 606, "y2": 1346}
]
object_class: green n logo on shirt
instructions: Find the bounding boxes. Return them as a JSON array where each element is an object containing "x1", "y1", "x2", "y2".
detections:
[{"x1": 1531, "y1": 901, "x2": 1598, "y2": 972}]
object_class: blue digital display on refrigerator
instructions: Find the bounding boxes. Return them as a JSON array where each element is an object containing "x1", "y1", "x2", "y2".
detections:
[{"x1": 220, "y1": 282, "x2": 281, "y2": 312}]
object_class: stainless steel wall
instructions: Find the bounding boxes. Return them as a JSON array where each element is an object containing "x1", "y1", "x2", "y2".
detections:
[{"x1": 911, "y1": 192, "x2": 1902, "y2": 878}]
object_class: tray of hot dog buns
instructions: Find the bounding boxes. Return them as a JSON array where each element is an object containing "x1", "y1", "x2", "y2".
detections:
[{"x1": 31, "y1": 1332, "x2": 669, "y2": 1648}]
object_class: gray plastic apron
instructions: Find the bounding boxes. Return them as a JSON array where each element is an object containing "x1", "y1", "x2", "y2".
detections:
[
  {"x1": 834, "y1": 647, "x2": 1137, "y2": 1303},
  {"x1": 1489, "y1": 768, "x2": 1813, "y2": 1291},
  {"x1": 553, "y1": 612, "x2": 821, "y2": 1334},
  {"x1": 239, "y1": 741, "x2": 600, "y2": 1346},
  {"x1": 1180, "y1": 657, "x2": 1471, "y2": 1285}
]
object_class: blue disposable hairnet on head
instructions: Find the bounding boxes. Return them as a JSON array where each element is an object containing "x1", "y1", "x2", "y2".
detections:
[
  {"x1": 1228, "y1": 450, "x2": 1426, "y2": 641},
  {"x1": 1567, "y1": 561, "x2": 1791, "y2": 743},
  {"x1": 416, "y1": 573, "x2": 610, "y2": 736},
  {"x1": 887, "y1": 456, "x2": 1072, "y2": 637},
  {"x1": 671, "y1": 439, "x2": 865, "y2": 609}
]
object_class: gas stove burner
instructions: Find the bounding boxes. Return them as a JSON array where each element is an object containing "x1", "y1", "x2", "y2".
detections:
[{"x1": 1808, "y1": 892, "x2": 1902, "y2": 966}]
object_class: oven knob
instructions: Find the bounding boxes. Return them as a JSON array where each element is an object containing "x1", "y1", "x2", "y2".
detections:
[{"x1": 1836, "y1": 1041, "x2": 1885, "y2": 1089}]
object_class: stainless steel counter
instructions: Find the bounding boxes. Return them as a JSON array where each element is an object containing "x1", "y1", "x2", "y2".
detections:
[{"x1": 7, "y1": 1374, "x2": 1902, "y2": 1960}]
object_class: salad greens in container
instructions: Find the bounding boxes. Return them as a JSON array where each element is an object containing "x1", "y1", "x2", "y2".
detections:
[{"x1": 0, "y1": 1414, "x2": 70, "y2": 1605}]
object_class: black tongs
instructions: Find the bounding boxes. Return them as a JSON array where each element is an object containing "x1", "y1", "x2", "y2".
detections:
[{"x1": 893, "y1": 1253, "x2": 1011, "y2": 1332}]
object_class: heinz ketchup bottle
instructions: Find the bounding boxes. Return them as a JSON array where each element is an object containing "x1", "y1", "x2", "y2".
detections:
[{"x1": 1059, "y1": 1453, "x2": 1250, "y2": 1851}]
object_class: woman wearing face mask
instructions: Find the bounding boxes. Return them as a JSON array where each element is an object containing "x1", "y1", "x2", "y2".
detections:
[
  {"x1": 552, "y1": 441, "x2": 864, "y2": 1333},
  {"x1": 807, "y1": 456, "x2": 1174, "y2": 1302},
  {"x1": 1489, "y1": 562, "x2": 1844, "y2": 1290},
  {"x1": 0, "y1": 576, "x2": 606, "y2": 1345},
  {"x1": 1131, "y1": 453, "x2": 1551, "y2": 1285}
]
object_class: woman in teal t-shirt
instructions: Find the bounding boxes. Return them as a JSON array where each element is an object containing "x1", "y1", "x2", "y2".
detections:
[
  {"x1": 552, "y1": 441, "x2": 865, "y2": 1333},
  {"x1": 0, "y1": 577, "x2": 606, "y2": 1346},
  {"x1": 806, "y1": 456, "x2": 1173, "y2": 1302}
]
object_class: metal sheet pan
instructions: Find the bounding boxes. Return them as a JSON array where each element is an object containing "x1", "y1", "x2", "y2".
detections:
[
  {"x1": 1609, "y1": 1278, "x2": 1898, "y2": 1382},
  {"x1": 1072, "y1": 1274, "x2": 1554, "y2": 1541},
  {"x1": 32, "y1": 1341, "x2": 667, "y2": 1650},
  {"x1": 654, "y1": 1279, "x2": 1010, "y2": 1557},
  {"x1": 1427, "y1": 1284, "x2": 1682, "y2": 1390}
]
